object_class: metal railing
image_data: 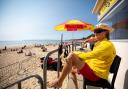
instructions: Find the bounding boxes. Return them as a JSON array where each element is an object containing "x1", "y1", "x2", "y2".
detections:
[
  {"x1": 43, "y1": 44, "x2": 76, "y2": 89},
  {"x1": 0, "y1": 55, "x2": 40, "y2": 89},
  {"x1": 0, "y1": 56, "x2": 38, "y2": 82},
  {"x1": 43, "y1": 48, "x2": 60, "y2": 89},
  {"x1": 2, "y1": 74, "x2": 43, "y2": 89}
]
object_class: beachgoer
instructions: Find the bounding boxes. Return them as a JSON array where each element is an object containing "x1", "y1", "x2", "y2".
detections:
[
  {"x1": 47, "y1": 23, "x2": 116, "y2": 89},
  {"x1": 17, "y1": 49, "x2": 23, "y2": 54},
  {"x1": 0, "y1": 50, "x2": 1, "y2": 54},
  {"x1": 3, "y1": 46, "x2": 7, "y2": 50}
]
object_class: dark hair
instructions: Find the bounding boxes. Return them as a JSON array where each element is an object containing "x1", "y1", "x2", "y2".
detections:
[{"x1": 106, "y1": 31, "x2": 110, "y2": 40}]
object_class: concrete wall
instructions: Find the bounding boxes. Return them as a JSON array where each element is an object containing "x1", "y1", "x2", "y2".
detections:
[{"x1": 112, "y1": 40, "x2": 128, "y2": 89}]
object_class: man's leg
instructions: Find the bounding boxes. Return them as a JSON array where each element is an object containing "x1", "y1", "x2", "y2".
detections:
[
  {"x1": 71, "y1": 68, "x2": 78, "y2": 89},
  {"x1": 48, "y1": 52, "x2": 85, "y2": 88}
]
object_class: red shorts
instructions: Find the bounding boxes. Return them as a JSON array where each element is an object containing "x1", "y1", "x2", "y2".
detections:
[{"x1": 78, "y1": 63, "x2": 100, "y2": 81}]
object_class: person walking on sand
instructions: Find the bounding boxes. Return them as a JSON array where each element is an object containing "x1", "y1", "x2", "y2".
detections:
[{"x1": 48, "y1": 23, "x2": 116, "y2": 89}]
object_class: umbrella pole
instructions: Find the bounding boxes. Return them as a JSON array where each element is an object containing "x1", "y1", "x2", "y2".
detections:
[
  {"x1": 57, "y1": 34, "x2": 63, "y2": 78},
  {"x1": 61, "y1": 33, "x2": 63, "y2": 45},
  {"x1": 71, "y1": 32, "x2": 74, "y2": 51},
  {"x1": 72, "y1": 41, "x2": 74, "y2": 51}
]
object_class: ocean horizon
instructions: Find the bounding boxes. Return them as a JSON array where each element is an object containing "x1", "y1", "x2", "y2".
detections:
[{"x1": 0, "y1": 40, "x2": 63, "y2": 48}]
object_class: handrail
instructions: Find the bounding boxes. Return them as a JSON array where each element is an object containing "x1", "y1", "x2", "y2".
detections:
[
  {"x1": 43, "y1": 43, "x2": 77, "y2": 89},
  {"x1": 43, "y1": 48, "x2": 59, "y2": 89},
  {"x1": 0, "y1": 56, "x2": 38, "y2": 83},
  {"x1": 2, "y1": 74, "x2": 43, "y2": 89}
]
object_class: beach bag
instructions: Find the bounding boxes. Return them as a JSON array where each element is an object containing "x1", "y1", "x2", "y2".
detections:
[{"x1": 40, "y1": 57, "x2": 62, "y2": 71}]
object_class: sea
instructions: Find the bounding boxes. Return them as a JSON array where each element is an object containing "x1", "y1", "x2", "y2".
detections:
[{"x1": 0, "y1": 40, "x2": 62, "y2": 48}]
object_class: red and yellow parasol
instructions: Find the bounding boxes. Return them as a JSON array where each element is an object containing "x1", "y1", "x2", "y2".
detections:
[{"x1": 54, "y1": 19, "x2": 94, "y2": 31}]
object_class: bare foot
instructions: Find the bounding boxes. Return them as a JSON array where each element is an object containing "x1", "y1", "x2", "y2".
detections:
[
  {"x1": 47, "y1": 80, "x2": 62, "y2": 88},
  {"x1": 60, "y1": 53, "x2": 64, "y2": 59}
]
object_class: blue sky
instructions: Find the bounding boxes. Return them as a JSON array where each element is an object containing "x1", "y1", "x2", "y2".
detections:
[{"x1": 0, "y1": 0, "x2": 97, "y2": 41}]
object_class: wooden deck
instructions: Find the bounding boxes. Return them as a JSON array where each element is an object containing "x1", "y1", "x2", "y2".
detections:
[
  {"x1": 66, "y1": 74, "x2": 101, "y2": 89},
  {"x1": 66, "y1": 74, "x2": 83, "y2": 89}
]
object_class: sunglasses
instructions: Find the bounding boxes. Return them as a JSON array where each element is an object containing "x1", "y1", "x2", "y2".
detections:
[{"x1": 94, "y1": 29, "x2": 107, "y2": 34}]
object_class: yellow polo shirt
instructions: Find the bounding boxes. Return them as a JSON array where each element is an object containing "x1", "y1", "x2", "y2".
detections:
[{"x1": 74, "y1": 38, "x2": 116, "y2": 79}]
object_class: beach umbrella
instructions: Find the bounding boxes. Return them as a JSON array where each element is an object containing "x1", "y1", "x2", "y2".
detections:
[
  {"x1": 54, "y1": 19, "x2": 94, "y2": 50},
  {"x1": 54, "y1": 19, "x2": 94, "y2": 43},
  {"x1": 54, "y1": 19, "x2": 95, "y2": 41},
  {"x1": 54, "y1": 19, "x2": 94, "y2": 46},
  {"x1": 54, "y1": 19, "x2": 94, "y2": 31}
]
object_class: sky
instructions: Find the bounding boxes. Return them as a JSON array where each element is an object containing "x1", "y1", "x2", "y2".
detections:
[{"x1": 0, "y1": 0, "x2": 97, "y2": 41}]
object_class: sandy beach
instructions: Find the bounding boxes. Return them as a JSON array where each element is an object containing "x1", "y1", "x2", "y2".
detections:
[{"x1": 0, "y1": 44, "x2": 68, "y2": 89}]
